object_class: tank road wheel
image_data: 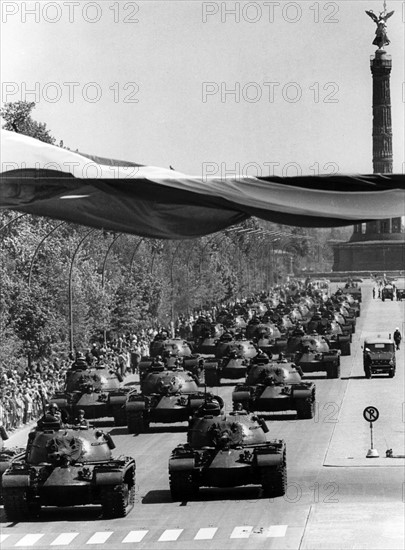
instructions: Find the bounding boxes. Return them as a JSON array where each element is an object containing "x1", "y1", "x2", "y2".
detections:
[
  {"x1": 113, "y1": 406, "x2": 127, "y2": 426},
  {"x1": 101, "y1": 482, "x2": 135, "y2": 518},
  {"x1": 3, "y1": 488, "x2": 40, "y2": 521},
  {"x1": 388, "y1": 370, "x2": 395, "y2": 378},
  {"x1": 204, "y1": 369, "x2": 220, "y2": 387},
  {"x1": 296, "y1": 397, "x2": 315, "y2": 419},
  {"x1": 127, "y1": 412, "x2": 147, "y2": 434},
  {"x1": 261, "y1": 449, "x2": 287, "y2": 498},
  {"x1": 169, "y1": 471, "x2": 199, "y2": 501}
]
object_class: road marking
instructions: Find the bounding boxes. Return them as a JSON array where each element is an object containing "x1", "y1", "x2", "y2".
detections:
[
  {"x1": 122, "y1": 530, "x2": 148, "y2": 543},
  {"x1": 16, "y1": 534, "x2": 44, "y2": 546},
  {"x1": 2, "y1": 525, "x2": 288, "y2": 546},
  {"x1": 267, "y1": 525, "x2": 288, "y2": 537},
  {"x1": 86, "y1": 532, "x2": 113, "y2": 545},
  {"x1": 230, "y1": 526, "x2": 253, "y2": 538},
  {"x1": 158, "y1": 529, "x2": 183, "y2": 541},
  {"x1": 50, "y1": 533, "x2": 79, "y2": 546},
  {"x1": 194, "y1": 527, "x2": 218, "y2": 540}
]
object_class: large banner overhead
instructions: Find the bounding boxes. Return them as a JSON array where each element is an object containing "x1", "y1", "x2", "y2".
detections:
[{"x1": 1, "y1": 130, "x2": 404, "y2": 239}]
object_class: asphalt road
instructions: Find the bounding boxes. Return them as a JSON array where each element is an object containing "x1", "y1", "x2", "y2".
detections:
[{"x1": 1, "y1": 279, "x2": 404, "y2": 549}]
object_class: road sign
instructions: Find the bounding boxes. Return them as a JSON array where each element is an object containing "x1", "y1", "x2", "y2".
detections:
[{"x1": 363, "y1": 406, "x2": 379, "y2": 423}]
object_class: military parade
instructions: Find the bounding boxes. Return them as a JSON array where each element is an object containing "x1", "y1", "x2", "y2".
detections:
[{"x1": 1, "y1": 0, "x2": 404, "y2": 548}]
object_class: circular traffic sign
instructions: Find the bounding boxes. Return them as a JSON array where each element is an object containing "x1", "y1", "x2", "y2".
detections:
[{"x1": 363, "y1": 406, "x2": 379, "y2": 422}]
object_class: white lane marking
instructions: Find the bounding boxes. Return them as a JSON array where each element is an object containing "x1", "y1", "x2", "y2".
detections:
[
  {"x1": 86, "y1": 532, "x2": 113, "y2": 544},
  {"x1": 122, "y1": 530, "x2": 148, "y2": 543},
  {"x1": 158, "y1": 529, "x2": 183, "y2": 541},
  {"x1": 0, "y1": 535, "x2": 10, "y2": 543},
  {"x1": 194, "y1": 527, "x2": 218, "y2": 540},
  {"x1": 230, "y1": 526, "x2": 253, "y2": 538},
  {"x1": 51, "y1": 533, "x2": 79, "y2": 546},
  {"x1": 267, "y1": 525, "x2": 288, "y2": 537},
  {"x1": 16, "y1": 534, "x2": 44, "y2": 546}
]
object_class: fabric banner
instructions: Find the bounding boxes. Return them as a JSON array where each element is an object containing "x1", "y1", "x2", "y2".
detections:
[{"x1": 1, "y1": 130, "x2": 404, "y2": 239}]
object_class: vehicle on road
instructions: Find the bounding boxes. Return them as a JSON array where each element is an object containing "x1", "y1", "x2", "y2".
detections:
[
  {"x1": 2, "y1": 422, "x2": 136, "y2": 520},
  {"x1": 169, "y1": 409, "x2": 287, "y2": 500},
  {"x1": 49, "y1": 363, "x2": 129, "y2": 426},
  {"x1": 363, "y1": 337, "x2": 396, "y2": 378},
  {"x1": 381, "y1": 285, "x2": 395, "y2": 301},
  {"x1": 125, "y1": 365, "x2": 223, "y2": 432},
  {"x1": 232, "y1": 359, "x2": 316, "y2": 419},
  {"x1": 288, "y1": 334, "x2": 341, "y2": 378}
]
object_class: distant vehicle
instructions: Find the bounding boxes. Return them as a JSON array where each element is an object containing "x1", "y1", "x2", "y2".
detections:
[
  {"x1": 381, "y1": 285, "x2": 394, "y2": 301},
  {"x1": 125, "y1": 366, "x2": 223, "y2": 432},
  {"x1": 204, "y1": 351, "x2": 250, "y2": 386},
  {"x1": 49, "y1": 362, "x2": 129, "y2": 426},
  {"x1": 363, "y1": 337, "x2": 396, "y2": 378},
  {"x1": 288, "y1": 334, "x2": 341, "y2": 379},
  {"x1": 396, "y1": 288, "x2": 405, "y2": 301},
  {"x1": 232, "y1": 360, "x2": 316, "y2": 419},
  {"x1": 2, "y1": 423, "x2": 135, "y2": 520},
  {"x1": 169, "y1": 410, "x2": 286, "y2": 500},
  {"x1": 141, "y1": 337, "x2": 204, "y2": 382}
]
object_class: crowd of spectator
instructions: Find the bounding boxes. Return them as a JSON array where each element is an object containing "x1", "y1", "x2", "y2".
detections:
[{"x1": 0, "y1": 358, "x2": 69, "y2": 433}]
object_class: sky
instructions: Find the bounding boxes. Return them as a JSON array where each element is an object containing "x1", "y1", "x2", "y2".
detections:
[{"x1": 1, "y1": 0, "x2": 404, "y2": 178}]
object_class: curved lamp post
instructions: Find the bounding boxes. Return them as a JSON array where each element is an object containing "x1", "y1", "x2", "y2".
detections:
[
  {"x1": 28, "y1": 222, "x2": 66, "y2": 289},
  {"x1": 0, "y1": 213, "x2": 28, "y2": 233}
]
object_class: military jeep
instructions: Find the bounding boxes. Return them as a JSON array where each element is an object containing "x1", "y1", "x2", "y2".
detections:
[{"x1": 363, "y1": 337, "x2": 396, "y2": 378}]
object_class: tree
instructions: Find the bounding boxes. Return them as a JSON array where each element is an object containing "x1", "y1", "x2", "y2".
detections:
[{"x1": 0, "y1": 101, "x2": 55, "y2": 144}]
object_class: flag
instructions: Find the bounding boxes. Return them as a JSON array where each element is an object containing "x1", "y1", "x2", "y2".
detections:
[{"x1": 1, "y1": 130, "x2": 404, "y2": 239}]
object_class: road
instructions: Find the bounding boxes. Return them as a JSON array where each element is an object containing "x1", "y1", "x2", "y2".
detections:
[{"x1": 1, "y1": 279, "x2": 404, "y2": 549}]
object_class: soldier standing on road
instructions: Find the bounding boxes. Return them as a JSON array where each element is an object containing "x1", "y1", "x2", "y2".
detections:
[
  {"x1": 372, "y1": 287, "x2": 375, "y2": 299},
  {"x1": 393, "y1": 328, "x2": 401, "y2": 350}
]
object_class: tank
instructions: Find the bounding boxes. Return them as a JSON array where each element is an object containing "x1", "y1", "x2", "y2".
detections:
[
  {"x1": 1, "y1": 423, "x2": 136, "y2": 520},
  {"x1": 307, "y1": 312, "x2": 351, "y2": 356},
  {"x1": 204, "y1": 337, "x2": 258, "y2": 386},
  {"x1": 204, "y1": 350, "x2": 250, "y2": 387},
  {"x1": 125, "y1": 366, "x2": 223, "y2": 433},
  {"x1": 341, "y1": 280, "x2": 362, "y2": 302},
  {"x1": 288, "y1": 334, "x2": 341, "y2": 378},
  {"x1": 168, "y1": 410, "x2": 287, "y2": 500},
  {"x1": 145, "y1": 337, "x2": 203, "y2": 381},
  {"x1": 0, "y1": 427, "x2": 25, "y2": 503},
  {"x1": 49, "y1": 362, "x2": 129, "y2": 426},
  {"x1": 232, "y1": 359, "x2": 316, "y2": 419}
]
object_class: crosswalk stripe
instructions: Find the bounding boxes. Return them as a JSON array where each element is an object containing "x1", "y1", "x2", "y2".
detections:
[
  {"x1": 267, "y1": 525, "x2": 288, "y2": 537},
  {"x1": 86, "y1": 532, "x2": 113, "y2": 545},
  {"x1": 122, "y1": 530, "x2": 148, "y2": 543},
  {"x1": 194, "y1": 527, "x2": 218, "y2": 540},
  {"x1": 230, "y1": 526, "x2": 253, "y2": 538},
  {"x1": 0, "y1": 535, "x2": 10, "y2": 543},
  {"x1": 16, "y1": 534, "x2": 44, "y2": 546},
  {"x1": 158, "y1": 529, "x2": 183, "y2": 541},
  {"x1": 50, "y1": 533, "x2": 79, "y2": 546}
]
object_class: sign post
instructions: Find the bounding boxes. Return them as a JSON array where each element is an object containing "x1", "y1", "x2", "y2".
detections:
[{"x1": 363, "y1": 406, "x2": 379, "y2": 458}]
